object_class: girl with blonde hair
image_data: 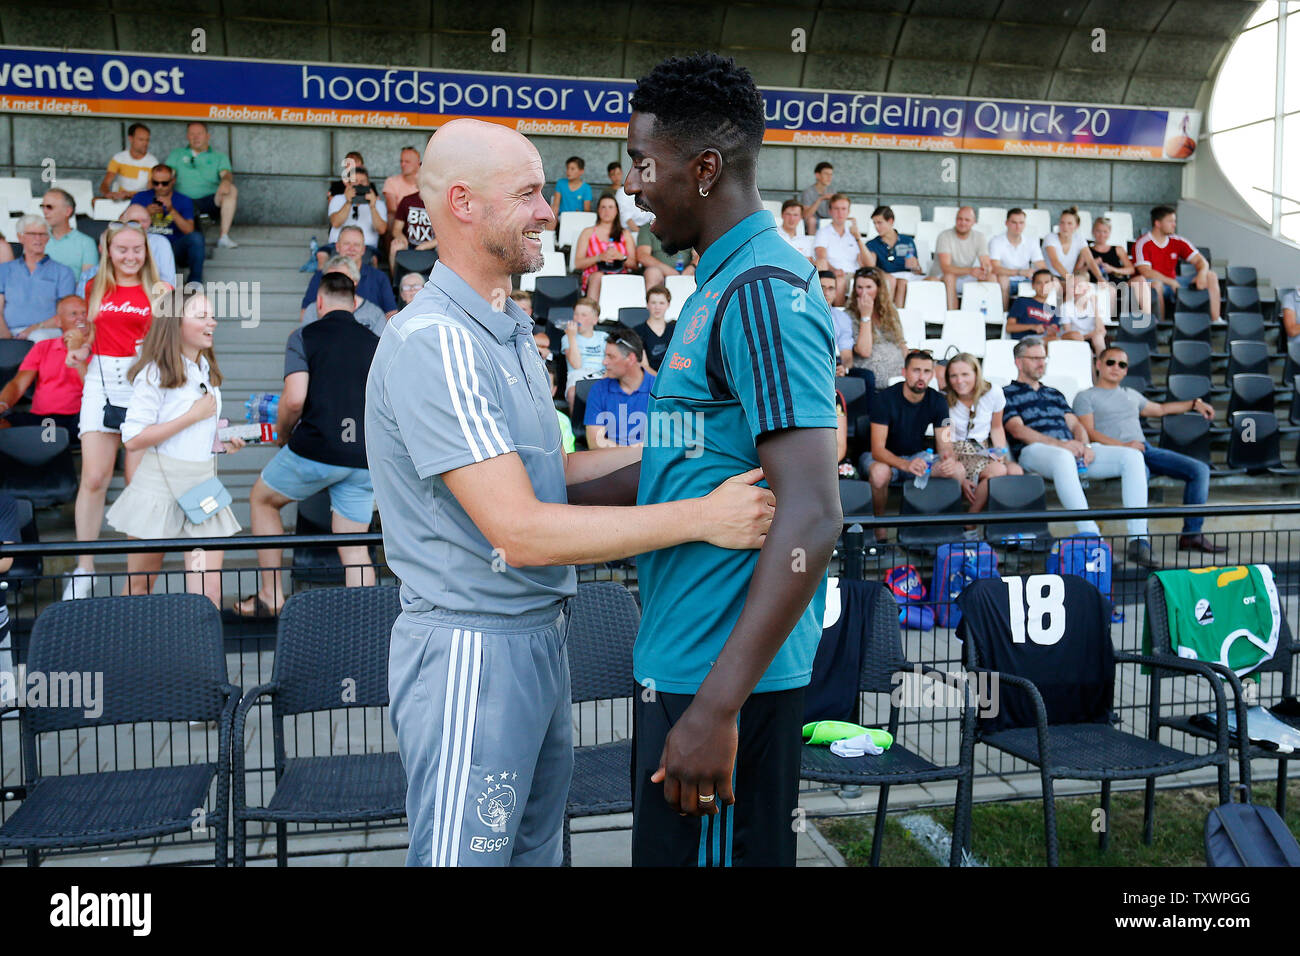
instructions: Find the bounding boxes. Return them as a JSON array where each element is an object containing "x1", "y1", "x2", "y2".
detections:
[{"x1": 942, "y1": 352, "x2": 1022, "y2": 513}]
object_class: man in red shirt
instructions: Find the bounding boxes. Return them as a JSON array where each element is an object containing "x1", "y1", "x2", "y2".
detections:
[
  {"x1": 1133, "y1": 204, "x2": 1220, "y2": 322},
  {"x1": 0, "y1": 294, "x2": 88, "y2": 439}
]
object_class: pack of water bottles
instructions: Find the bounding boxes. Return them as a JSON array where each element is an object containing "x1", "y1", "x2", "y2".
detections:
[{"x1": 245, "y1": 392, "x2": 280, "y2": 424}]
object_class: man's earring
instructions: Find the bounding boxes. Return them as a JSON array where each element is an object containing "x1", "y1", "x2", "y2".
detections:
[{"x1": 699, "y1": 186, "x2": 709, "y2": 198}]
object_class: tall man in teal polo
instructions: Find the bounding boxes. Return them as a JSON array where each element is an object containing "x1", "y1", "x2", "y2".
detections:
[
  {"x1": 624, "y1": 53, "x2": 843, "y2": 866},
  {"x1": 166, "y1": 121, "x2": 239, "y2": 249}
]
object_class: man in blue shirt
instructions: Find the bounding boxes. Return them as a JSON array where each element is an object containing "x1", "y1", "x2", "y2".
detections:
[
  {"x1": 300, "y1": 225, "x2": 397, "y2": 319},
  {"x1": 130, "y1": 164, "x2": 205, "y2": 284},
  {"x1": 583, "y1": 329, "x2": 655, "y2": 447},
  {"x1": 0, "y1": 216, "x2": 75, "y2": 338},
  {"x1": 625, "y1": 53, "x2": 842, "y2": 866}
]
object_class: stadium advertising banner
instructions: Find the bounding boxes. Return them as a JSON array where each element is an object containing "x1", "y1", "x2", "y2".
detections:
[{"x1": 0, "y1": 47, "x2": 1201, "y2": 161}]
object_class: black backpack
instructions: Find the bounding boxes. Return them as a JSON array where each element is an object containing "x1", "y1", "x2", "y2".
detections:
[{"x1": 1205, "y1": 788, "x2": 1300, "y2": 866}]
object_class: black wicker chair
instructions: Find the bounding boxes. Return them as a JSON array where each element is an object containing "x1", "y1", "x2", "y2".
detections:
[
  {"x1": 0, "y1": 594, "x2": 238, "y2": 866},
  {"x1": 564, "y1": 581, "x2": 640, "y2": 866},
  {"x1": 232, "y1": 585, "x2": 404, "y2": 866},
  {"x1": 800, "y1": 580, "x2": 975, "y2": 866},
  {"x1": 958, "y1": 575, "x2": 1232, "y2": 866},
  {"x1": 0, "y1": 426, "x2": 77, "y2": 508},
  {"x1": 1144, "y1": 574, "x2": 1300, "y2": 815}
]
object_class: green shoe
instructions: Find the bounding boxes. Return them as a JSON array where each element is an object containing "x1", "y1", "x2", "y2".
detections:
[{"x1": 801, "y1": 720, "x2": 893, "y2": 750}]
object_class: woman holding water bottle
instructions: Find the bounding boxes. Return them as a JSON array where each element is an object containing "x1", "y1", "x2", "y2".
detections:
[{"x1": 943, "y1": 353, "x2": 1023, "y2": 514}]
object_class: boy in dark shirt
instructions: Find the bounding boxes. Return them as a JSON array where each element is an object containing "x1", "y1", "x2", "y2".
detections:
[
  {"x1": 633, "y1": 284, "x2": 675, "y2": 373},
  {"x1": 1006, "y1": 269, "x2": 1061, "y2": 340}
]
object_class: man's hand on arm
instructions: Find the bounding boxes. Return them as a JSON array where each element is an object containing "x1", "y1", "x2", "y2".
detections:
[
  {"x1": 871, "y1": 422, "x2": 923, "y2": 475},
  {"x1": 651, "y1": 428, "x2": 841, "y2": 816}
]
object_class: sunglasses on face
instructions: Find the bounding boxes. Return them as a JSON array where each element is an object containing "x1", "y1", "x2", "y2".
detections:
[
  {"x1": 151, "y1": 179, "x2": 171, "y2": 187},
  {"x1": 1104, "y1": 359, "x2": 1128, "y2": 368}
]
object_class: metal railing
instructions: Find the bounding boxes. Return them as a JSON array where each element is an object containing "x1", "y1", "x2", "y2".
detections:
[{"x1": 1, "y1": 503, "x2": 1297, "y2": 861}]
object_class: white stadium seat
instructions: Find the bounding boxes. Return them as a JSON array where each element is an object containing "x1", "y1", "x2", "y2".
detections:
[
  {"x1": 92, "y1": 198, "x2": 130, "y2": 221},
  {"x1": 597, "y1": 274, "x2": 647, "y2": 321},
  {"x1": 1076, "y1": 209, "x2": 1093, "y2": 236},
  {"x1": 850, "y1": 203, "x2": 876, "y2": 238},
  {"x1": 890, "y1": 204, "x2": 922, "y2": 236},
  {"x1": 982, "y1": 340, "x2": 1017, "y2": 384},
  {"x1": 940, "y1": 311, "x2": 987, "y2": 357},
  {"x1": 1047, "y1": 339, "x2": 1093, "y2": 389},
  {"x1": 664, "y1": 275, "x2": 696, "y2": 320},
  {"x1": 0, "y1": 177, "x2": 33, "y2": 215},
  {"x1": 899, "y1": 279, "x2": 946, "y2": 322},
  {"x1": 55, "y1": 178, "x2": 95, "y2": 217},
  {"x1": 913, "y1": 236, "x2": 933, "y2": 273},
  {"x1": 929, "y1": 205, "x2": 959, "y2": 228},
  {"x1": 899, "y1": 309, "x2": 927, "y2": 348},
  {"x1": 1042, "y1": 373, "x2": 1082, "y2": 407},
  {"x1": 1102, "y1": 210, "x2": 1134, "y2": 247},
  {"x1": 976, "y1": 207, "x2": 1007, "y2": 231},
  {"x1": 557, "y1": 211, "x2": 595, "y2": 250},
  {"x1": 960, "y1": 281, "x2": 1003, "y2": 318},
  {"x1": 520, "y1": 251, "x2": 566, "y2": 291},
  {"x1": 761, "y1": 199, "x2": 783, "y2": 222},
  {"x1": 1023, "y1": 208, "x2": 1051, "y2": 245}
]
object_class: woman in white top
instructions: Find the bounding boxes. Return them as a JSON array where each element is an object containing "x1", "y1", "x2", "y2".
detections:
[
  {"x1": 943, "y1": 353, "x2": 1022, "y2": 513},
  {"x1": 107, "y1": 294, "x2": 245, "y2": 607},
  {"x1": 1043, "y1": 206, "x2": 1103, "y2": 283}
]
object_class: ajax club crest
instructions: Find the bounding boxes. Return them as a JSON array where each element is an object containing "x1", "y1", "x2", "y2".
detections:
[{"x1": 477, "y1": 772, "x2": 518, "y2": 832}]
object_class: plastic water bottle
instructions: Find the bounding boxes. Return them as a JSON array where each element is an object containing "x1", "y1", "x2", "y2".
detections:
[
  {"x1": 675, "y1": 252, "x2": 685, "y2": 273},
  {"x1": 980, "y1": 301, "x2": 988, "y2": 323},
  {"x1": 1077, "y1": 456, "x2": 1089, "y2": 490},
  {"x1": 914, "y1": 450, "x2": 934, "y2": 489}
]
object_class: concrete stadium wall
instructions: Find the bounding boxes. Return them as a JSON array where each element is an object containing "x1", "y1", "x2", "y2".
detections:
[{"x1": 0, "y1": 0, "x2": 1201, "y2": 229}]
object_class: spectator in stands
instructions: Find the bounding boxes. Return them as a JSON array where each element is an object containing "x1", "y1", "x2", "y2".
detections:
[
  {"x1": 130, "y1": 163, "x2": 205, "y2": 285},
  {"x1": 1006, "y1": 269, "x2": 1062, "y2": 341},
  {"x1": 328, "y1": 151, "x2": 365, "y2": 200},
  {"x1": 943, "y1": 352, "x2": 1022, "y2": 513},
  {"x1": 1043, "y1": 207, "x2": 1103, "y2": 287},
  {"x1": 847, "y1": 267, "x2": 906, "y2": 387},
  {"x1": 550, "y1": 156, "x2": 593, "y2": 221},
  {"x1": 608, "y1": 161, "x2": 653, "y2": 235},
  {"x1": 817, "y1": 270, "x2": 854, "y2": 373},
  {"x1": 0, "y1": 294, "x2": 88, "y2": 435},
  {"x1": 1134, "y1": 204, "x2": 1220, "y2": 323},
  {"x1": 109, "y1": 293, "x2": 244, "y2": 607},
  {"x1": 777, "y1": 199, "x2": 815, "y2": 262},
  {"x1": 534, "y1": 325, "x2": 554, "y2": 362},
  {"x1": 0, "y1": 215, "x2": 75, "y2": 339},
  {"x1": 584, "y1": 329, "x2": 654, "y2": 447},
  {"x1": 65, "y1": 220, "x2": 164, "y2": 599},
  {"x1": 866, "y1": 205, "x2": 922, "y2": 307},
  {"x1": 1282, "y1": 286, "x2": 1299, "y2": 341},
  {"x1": 636, "y1": 218, "x2": 696, "y2": 290},
  {"x1": 42, "y1": 189, "x2": 98, "y2": 277},
  {"x1": 77, "y1": 205, "x2": 177, "y2": 295},
  {"x1": 1088, "y1": 216, "x2": 1144, "y2": 316},
  {"x1": 1003, "y1": 336, "x2": 1158, "y2": 568},
  {"x1": 165, "y1": 121, "x2": 239, "y2": 249},
  {"x1": 382, "y1": 146, "x2": 421, "y2": 222},
  {"x1": 800, "y1": 161, "x2": 834, "y2": 236},
  {"x1": 300, "y1": 225, "x2": 397, "y2": 320},
  {"x1": 561, "y1": 296, "x2": 608, "y2": 410},
  {"x1": 814, "y1": 193, "x2": 873, "y2": 306},
  {"x1": 234, "y1": 272, "x2": 380, "y2": 617},
  {"x1": 510, "y1": 288, "x2": 534, "y2": 319},
  {"x1": 328, "y1": 165, "x2": 387, "y2": 260},
  {"x1": 634, "y1": 284, "x2": 675, "y2": 373},
  {"x1": 988, "y1": 208, "x2": 1046, "y2": 309},
  {"x1": 100, "y1": 122, "x2": 158, "y2": 200},
  {"x1": 574, "y1": 193, "x2": 631, "y2": 300},
  {"x1": 301, "y1": 255, "x2": 387, "y2": 336},
  {"x1": 930, "y1": 206, "x2": 992, "y2": 310},
  {"x1": 863, "y1": 350, "x2": 964, "y2": 541},
  {"x1": 1058, "y1": 277, "x2": 1107, "y2": 356},
  {"x1": 1074, "y1": 344, "x2": 1224, "y2": 555},
  {"x1": 399, "y1": 271, "x2": 424, "y2": 306},
  {"x1": 388, "y1": 181, "x2": 435, "y2": 274}
]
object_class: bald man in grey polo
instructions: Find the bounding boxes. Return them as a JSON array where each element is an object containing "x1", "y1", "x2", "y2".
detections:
[{"x1": 366, "y1": 259, "x2": 576, "y2": 867}]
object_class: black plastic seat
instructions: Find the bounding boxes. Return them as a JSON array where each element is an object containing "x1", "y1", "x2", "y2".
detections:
[
  {"x1": 1169, "y1": 340, "x2": 1212, "y2": 378},
  {"x1": 232, "y1": 586, "x2": 404, "y2": 866},
  {"x1": 1172, "y1": 312, "x2": 1211, "y2": 345},
  {"x1": 532, "y1": 275, "x2": 581, "y2": 321},
  {"x1": 836, "y1": 375, "x2": 868, "y2": 439},
  {"x1": 1227, "y1": 411, "x2": 1281, "y2": 472},
  {"x1": 564, "y1": 581, "x2": 639, "y2": 865},
  {"x1": 1176, "y1": 288, "x2": 1210, "y2": 313},
  {"x1": 1226, "y1": 266, "x2": 1258, "y2": 287},
  {"x1": 1166, "y1": 374, "x2": 1212, "y2": 403},
  {"x1": 571, "y1": 378, "x2": 597, "y2": 442},
  {"x1": 1114, "y1": 341, "x2": 1152, "y2": 392},
  {"x1": 1158, "y1": 412, "x2": 1212, "y2": 465},
  {"x1": 0, "y1": 495, "x2": 41, "y2": 585},
  {"x1": 985, "y1": 474, "x2": 1052, "y2": 551},
  {"x1": 0, "y1": 594, "x2": 238, "y2": 865},
  {"x1": 897, "y1": 477, "x2": 966, "y2": 551},
  {"x1": 1227, "y1": 373, "x2": 1275, "y2": 415},
  {"x1": 838, "y1": 478, "x2": 872, "y2": 519},
  {"x1": 1226, "y1": 341, "x2": 1271, "y2": 381},
  {"x1": 1226, "y1": 286, "x2": 1262, "y2": 313},
  {"x1": 800, "y1": 579, "x2": 975, "y2": 866},
  {"x1": 1226, "y1": 312, "x2": 1266, "y2": 343},
  {"x1": 76, "y1": 217, "x2": 109, "y2": 245},
  {"x1": 0, "y1": 426, "x2": 77, "y2": 508},
  {"x1": 393, "y1": 248, "x2": 437, "y2": 288},
  {"x1": 617, "y1": 306, "x2": 648, "y2": 328},
  {"x1": 1114, "y1": 313, "x2": 1159, "y2": 350},
  {"x1": 0, "y1": 338, "x2": 34, "y2": 385}
]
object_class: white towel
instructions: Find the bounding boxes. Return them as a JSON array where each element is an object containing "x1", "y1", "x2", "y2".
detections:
[{"x1": 830, "y1": 732, "x2": 885, "y2": 758}]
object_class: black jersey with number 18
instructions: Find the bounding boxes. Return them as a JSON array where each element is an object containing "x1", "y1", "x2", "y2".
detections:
[{"x1": 957, "y1": 574, "x2": 1113, "y2": 732}]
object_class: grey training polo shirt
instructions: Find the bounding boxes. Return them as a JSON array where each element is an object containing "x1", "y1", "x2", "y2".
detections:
[{"x1": 365, "y1": 260, "x2": 576, "y2": 617}]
